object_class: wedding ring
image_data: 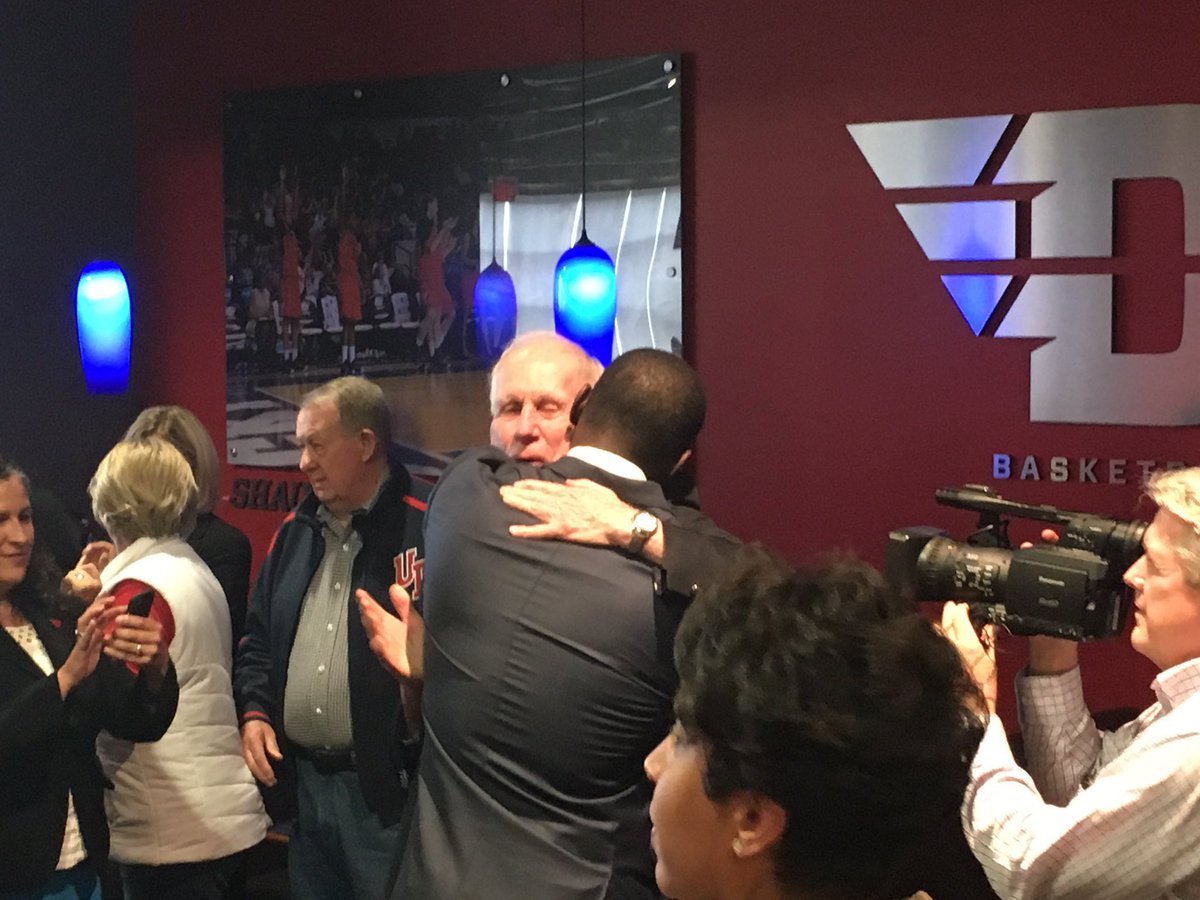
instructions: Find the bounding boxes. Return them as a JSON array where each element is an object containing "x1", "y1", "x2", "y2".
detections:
[
  {"x1": 136, "y1": 643, "x2": 143, "y2": 656},
  {"x1": 75, "y1": 572, "x2": 85, "y2": 582}
]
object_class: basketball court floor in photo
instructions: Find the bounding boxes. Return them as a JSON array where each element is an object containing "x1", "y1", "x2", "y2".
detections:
[{"x1": 227, "y1": 363, "x2": 491, "y2": 481}]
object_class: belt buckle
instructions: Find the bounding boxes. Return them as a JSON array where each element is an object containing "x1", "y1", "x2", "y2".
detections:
[{"x1": 304, "y1": 747, "x2": 356, "y2": 774}]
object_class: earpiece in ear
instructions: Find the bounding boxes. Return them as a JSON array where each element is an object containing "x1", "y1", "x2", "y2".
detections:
[{"x1": 568, "y1": 383, "x2": 594, "y2": 427}]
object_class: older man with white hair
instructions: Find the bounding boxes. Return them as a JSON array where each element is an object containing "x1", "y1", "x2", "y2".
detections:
[
  {"x1": 946, "y1": 467, "x2": 1200, "y2": 899},
  {"x1": 487, "y1": 331, "x2": 738, "y2": 600},
  {"x1": 488, "y1": 331, "x2": 602, "y2": 465}
]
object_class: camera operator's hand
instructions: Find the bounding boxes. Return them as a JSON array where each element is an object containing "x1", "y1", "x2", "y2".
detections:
[
  {"x1": 941, "y1": 601, "x2": 998, "y2": 716},
  {"x1": 1017, "y1": 527, "x2": 1060, "y2": 551},
  {"x1": 1014, "y1": 528, "x2": 1081, "y2": 674},
  {"x1": 1027, "y1": 635, "x2": 1079, "y2": 675}
]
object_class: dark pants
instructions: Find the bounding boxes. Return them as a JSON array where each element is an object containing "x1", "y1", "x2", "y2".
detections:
[
  {"x1": 118, "y1": 850, "x2": 245, "y2": 900},
  {"x1": 1, "y1": 862, "x2": 100, "y2": 900},
  {"x1": 291, "y1": 757, "x2": 402, "y2": 900}
]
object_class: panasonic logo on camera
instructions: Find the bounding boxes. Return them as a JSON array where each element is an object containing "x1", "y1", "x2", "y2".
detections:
[{"x1": 1037, "y1": 576, "x2": 1066, "y2": 588}]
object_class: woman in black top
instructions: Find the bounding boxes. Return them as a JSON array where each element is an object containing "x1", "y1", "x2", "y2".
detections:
[{"x1": 0, "y1": 456, "x2": 177, "y2": 898}]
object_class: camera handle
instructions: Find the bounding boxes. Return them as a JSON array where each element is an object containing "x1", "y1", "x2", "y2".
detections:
[{"x1": 967, "y1": 512, "x2": 1010, "y2": 549}]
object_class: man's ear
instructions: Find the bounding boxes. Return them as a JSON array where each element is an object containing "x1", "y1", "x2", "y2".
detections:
[
  {"x1": 729, "y1": 792, "x2": 786, "y2": 861},
  {"x1": 568, "y1": 384, "x2": 593, "y2": 427},
  {"x1": 358, "y1": 428, "x2": 379, "y2": 462},
  {"x1": 669, "y1": 449, "x2": 692, "y2": 476}
]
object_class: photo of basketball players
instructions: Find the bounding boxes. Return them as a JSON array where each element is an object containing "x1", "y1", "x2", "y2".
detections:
[{"x1": 223, "y1": 56, "x2": 681, "y2": 473}]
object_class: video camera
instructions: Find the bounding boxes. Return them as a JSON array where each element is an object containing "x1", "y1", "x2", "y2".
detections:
[{"x1": 886, "y1": 485, "x2": 1146, "y2": 641}]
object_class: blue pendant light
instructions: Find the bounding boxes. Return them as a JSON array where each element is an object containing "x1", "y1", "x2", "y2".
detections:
[
  {"x1": 475, "y1": 261, "x2": 518, "y2": 361},
  {"x1": 474, "y1": 180, "x2": 518, "y2": 360},
  {"x1": 554, "y1": 0, "x2": 617, "y2": 365},
  {"x1": 76, "y1": 260, "x2": 132, "y2": 393},
  {"x1": 554, "y1": 236, "x2": 616, "y2": 364}
]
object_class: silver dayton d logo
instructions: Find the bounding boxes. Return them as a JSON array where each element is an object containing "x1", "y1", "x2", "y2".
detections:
[{"x1": 848, "y1": 106, "x2": 1200, "y2": 426}]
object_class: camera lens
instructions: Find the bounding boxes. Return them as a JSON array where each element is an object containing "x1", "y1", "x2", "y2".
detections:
[
  {"x1": 1064, "y1": 516, "x2": 1147, "y2": 577},
  {"x1": 1103, "y1": 520, "x2": 1147, "y2": 575},
  {"x1": 915, "y1": 537, "x2": 1010, "y2": 603}
]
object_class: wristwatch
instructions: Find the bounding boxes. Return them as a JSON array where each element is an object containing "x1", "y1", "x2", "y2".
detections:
[{"x1": 628, "y1": 510, "x2": 660, "y2": 555}]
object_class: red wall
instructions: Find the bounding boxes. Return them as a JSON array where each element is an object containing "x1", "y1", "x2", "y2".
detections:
[{"x1": 134, "y1": 0, "x2": 1200, "y2": 716}]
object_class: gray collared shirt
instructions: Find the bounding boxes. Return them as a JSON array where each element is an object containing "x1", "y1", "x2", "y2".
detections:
[{"x1": 283, "y1": 477, "x2": 386, "y2": 751}]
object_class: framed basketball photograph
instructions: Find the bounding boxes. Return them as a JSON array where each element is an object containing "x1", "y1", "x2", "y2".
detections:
[{"x1": 222, "y1": 54, "x2": 682, "y2": 477}]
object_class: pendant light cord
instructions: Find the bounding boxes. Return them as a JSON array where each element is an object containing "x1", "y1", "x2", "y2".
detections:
[{"x1": 579, "y1": 0, "x2": 588, "y2": 237}]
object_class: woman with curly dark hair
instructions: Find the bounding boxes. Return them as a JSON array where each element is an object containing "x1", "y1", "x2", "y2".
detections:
[
  {"x1": 643, "y1": 547, "x2": 986, "y2": 900},
  {"x1": 0, "y1": 456, "x2": 177, "y2": 899}
]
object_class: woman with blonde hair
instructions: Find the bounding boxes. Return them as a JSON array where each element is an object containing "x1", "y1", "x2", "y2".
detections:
[
  {"x1": 122, "y1": 405, "x2": 252, "y2": 647},
  {"x1": 89, "y1": 438, "x2": 268, "y2": 900}
]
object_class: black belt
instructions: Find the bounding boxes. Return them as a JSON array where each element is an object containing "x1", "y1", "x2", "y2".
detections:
[{"x1": 295, "y1": 745, "x2": 357, "y2": 774}]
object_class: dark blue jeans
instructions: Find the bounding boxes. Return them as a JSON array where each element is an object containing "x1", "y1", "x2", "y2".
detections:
[
  {"x1": 290, "y1": 758, "x2": 402, "y2": 900},
  {"x1": 118, "y1": 850, "x2": 245, "y2": 900},
  {"x1": 0, "y1": 862, "x2": 100, "y2": 900}
]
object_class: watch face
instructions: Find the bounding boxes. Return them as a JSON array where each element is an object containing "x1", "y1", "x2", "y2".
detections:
[{"x1": 633, "y1": 511, "x2": 658, "y2": 536}]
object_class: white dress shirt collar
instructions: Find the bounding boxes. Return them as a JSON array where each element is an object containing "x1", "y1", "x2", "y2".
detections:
[{"x1": 566, "y1": 446, "x2": 646, "y2": 482}]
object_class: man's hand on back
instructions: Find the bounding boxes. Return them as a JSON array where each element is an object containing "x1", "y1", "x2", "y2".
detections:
[{"x1": 500, "y1": 478, "x2": 636, "y2": 547}]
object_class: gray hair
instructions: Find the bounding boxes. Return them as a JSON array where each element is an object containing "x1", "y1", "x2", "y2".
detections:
[
  {"x1": 1147, "y1": 467, "x2": 1200, "y2": 585},
  {"x1": 488, "y1": 331, "x2": 603, "y2": 415},
  {"x1": 89, "y1": 437, "x2": 198, "y2": 545},
  {"x1": 302, "y1": 376, "x2": 392, "y2": 457},
  {"x1": 0, "y1": 456, "x2": 30, "y2": 496},
  {"x1": 124, "y1": 406, "x2": 221, "y2": 514}
]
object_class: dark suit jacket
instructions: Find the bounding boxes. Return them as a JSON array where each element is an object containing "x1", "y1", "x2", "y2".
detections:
[
  {"x1": 0, "y1": 605, "x2": 178, "y2": 892},
  {"x1": 188, "y1": 512, "x2": 252, "y2": 649},
  {"x1": 393, "y1": 447, "x2": 739, "y2": 900}
]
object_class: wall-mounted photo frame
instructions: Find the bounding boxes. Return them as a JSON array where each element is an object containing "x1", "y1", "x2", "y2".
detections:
[{"x1": 222, "y1": 54, "x2": 682, "y2": 477}]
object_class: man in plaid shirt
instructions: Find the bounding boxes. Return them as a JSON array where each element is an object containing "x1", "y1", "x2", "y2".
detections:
[{"x1": 945, "y1": 466, "x2": 1200, "y2": 900}]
